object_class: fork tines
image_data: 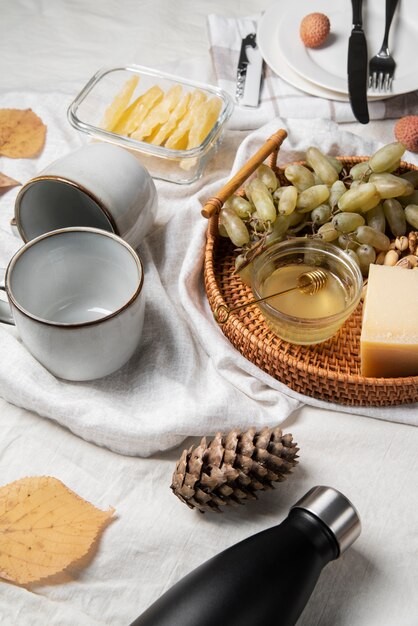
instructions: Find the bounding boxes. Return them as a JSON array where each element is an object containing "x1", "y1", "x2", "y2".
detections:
[
  {"x1": 368, "y1": 0, "x2": 399, "y2": 93},
  {"x1": 369, "y1": 69, "x2": 394, "y2": 92}
]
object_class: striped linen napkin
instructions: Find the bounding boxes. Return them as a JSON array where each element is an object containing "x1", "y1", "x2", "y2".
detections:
[{"x1": 207, "y1": 14, "x2": 418, "y2": 128}]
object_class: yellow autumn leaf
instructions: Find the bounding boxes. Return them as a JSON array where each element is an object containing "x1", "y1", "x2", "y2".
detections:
[
  {"x1": 0, "y1": 109, "x2": 47, "y2": 158},
  {"x1": 0, "y1": 476, "x2": 115, "y2": 585}
]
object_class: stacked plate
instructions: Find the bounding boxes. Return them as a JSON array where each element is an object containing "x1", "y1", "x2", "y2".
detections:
[{"x1": 257, "y1": 0, "x2": 418, "y2": 102}]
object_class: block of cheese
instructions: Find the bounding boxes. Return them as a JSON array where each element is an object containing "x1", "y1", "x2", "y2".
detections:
[{"x1": 360, "y1": 264, "x2": 418, "y2": 378}]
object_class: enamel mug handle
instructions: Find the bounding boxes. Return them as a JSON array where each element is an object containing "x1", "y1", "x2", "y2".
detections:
[{"x1": 0, "y1": 268, "x2": 15, "y2": 326}]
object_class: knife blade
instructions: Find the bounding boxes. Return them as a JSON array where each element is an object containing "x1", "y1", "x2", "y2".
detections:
[
  {"x1": 348, "y1": 0, "x2": 369, "y2": 124},
  {"x1": 236, "y1": 33, "x2": 263, "y2": 107}
]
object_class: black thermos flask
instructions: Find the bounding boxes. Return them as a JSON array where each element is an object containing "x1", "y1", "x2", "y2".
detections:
[{"x1": 130, "y1": 486, "x2": 361, "y2": 626}]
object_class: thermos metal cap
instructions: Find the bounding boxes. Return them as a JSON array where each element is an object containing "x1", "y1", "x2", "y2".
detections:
[{"x1": 291, "y1": 485, "x2": 361, "y2": 555}]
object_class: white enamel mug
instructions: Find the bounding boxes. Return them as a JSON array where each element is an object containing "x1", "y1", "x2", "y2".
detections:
[
  {"x1": 0, "y1": 227, "x2": 145, "y2": 381},
  {"x1": 14, "y1": 143, "x2": 157, "y2": 248}
]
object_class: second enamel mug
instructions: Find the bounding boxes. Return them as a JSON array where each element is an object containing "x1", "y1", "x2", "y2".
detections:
[{"x1": 14, "y1": 143, "x2": 157, "y2": 248}]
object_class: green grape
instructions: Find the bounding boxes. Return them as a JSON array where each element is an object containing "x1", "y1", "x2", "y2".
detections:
[
  {"x1": 296, "y1": 184, "x2": 330, "y2": 212},
  {"x1": 243, "y1": 180, "x2": 253, "y2": 201},
  {"x1": 272, "y1": 187, "x2": 285, "y2": 202},
  {"x1": 317, "y1": 222, "x2": 339, "y2": 241},
  {"x1": 354, "y1": 225, "x2": 390, "y2": 250},
  {"x1": 386, "y1": 159, "x2": 401, "y2": 173},
  {"x1": 284, "y1": 164, "x2": 315, "y2": 191},
  {"x1": 382, "y1": 198, "x2": 407, "y2": 236},
  {"x1": 326, "y1": 155, "x2": 343, "y2": 174},
  {"x1": 265, "y1": 214, "x2": 291, "y2": 245},
  {"x1": 306, "y1": 147, "x2": 339, "y2": 185},
  {"x1": 337, "y1": 233, "x2": 357, "y2": 250},
  {"x1": 363, "y1": 194, "x2": 389, "y2": 212},
  {"x1": 369, "y1": 142, "x2": 406, "y2": 173},
  {"x1": 349, "y1": 161, "x2": 371, "y2": 180},
  {"x1": 338, "y1": 182, "x2": 380, "y2": 213},
  {"x1": 278, "y1": 185, "x2": 298, "y2": 215},
  {"x1": 257, "y1": 164, "x2": 279, "y2": 192},
  {"x1": 405, "y1": 204, "x2": 418, "y2": 229},
  {"x1": 329, "y1": 180, "x2": 347, "y2": 209},
  {"x1": 287, "y1": 210, "x2": 306, "y2": 227},
  {"x1": 218, "y1": 216, "x2": 229, "y2": 237},
  {"x1": 366, "y1": 203, "x2": 386, "y2": 233},
  {"x1": 398, "y1": 190, "x2": 418, "y2": 207},
  {"x1": 332, "y1": 212, "x2": 365, "y2": 233},
  {"x1": 220, "y1": 207, "x2": 250, "y2": 247},
  {"x1": 251, "y1": 211, "x2": 270, "y2": 232},
  {"x1": 369, "y1": 173, "x2": 414, "y2": 199},
  {"x1": 311, "y1": 203, "x2": 332, "y2": 225},
  {"x1": 400, "y1": 170, "x2": 418, "y2": 188},
  {"x1": 345, "y1": 249, "x2": 360, "y2": 266},
  {"x1": 224, "y1": 194, "x2": 252, "y2": 219},
  {"x1": 356, "y1": 244, "x2": 376, "y2": 276},
  {"x1": 246, "y1": 178, "x2": 277, "y2": 223}
]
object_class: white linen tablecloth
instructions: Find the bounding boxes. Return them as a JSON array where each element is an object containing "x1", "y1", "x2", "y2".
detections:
[
  {"x1": 1, "y1": 93, "x2": 417, "y2": 457},
  {"x1": 1, "y1": 2, "x2": 418, "y2": 625}
]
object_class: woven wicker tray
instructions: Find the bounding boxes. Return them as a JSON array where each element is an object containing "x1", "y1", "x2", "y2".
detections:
[{"x1": 202, "y1": 129, "x2": 418, "y2": 407}]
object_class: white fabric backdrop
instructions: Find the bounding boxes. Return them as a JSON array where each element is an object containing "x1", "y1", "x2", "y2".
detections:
[
  {"x1": 0, "y1": 1, "x2": 418, "y2": 624},
  {"x1": 1, "y1": 96, "x2": 417, "y2": 456}
]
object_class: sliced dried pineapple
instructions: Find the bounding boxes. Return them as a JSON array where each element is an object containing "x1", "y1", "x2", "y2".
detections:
[
  {"x1": 101, "y1": 75, "x2": 139, "y2": 131},
  {"x1": 114, "y1": 85, "x2": 164, "y2": 136},
  {"x1": 149, "y1": 91, "x2": 191, "y2": 146},
  {"x1": 131, "y1": 85, "x2": 183, "y2": 141},
  {"x1": 187, "y1": 96, "x2": 222, "y2": 150},
  {"x1": 164, "y1": 89, "x2": 207, "y2": 150}
]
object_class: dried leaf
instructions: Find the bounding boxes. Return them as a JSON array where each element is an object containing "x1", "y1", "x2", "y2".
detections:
[
  {"x1": 0, "y1": 476, "x2": 114, "y2": 585},
  {"x1": 0, "y1": 108, "x2": 47, "y2": 158},
  {"x1": 0, "y1": 172, "x2": 20, "y2": 190}
]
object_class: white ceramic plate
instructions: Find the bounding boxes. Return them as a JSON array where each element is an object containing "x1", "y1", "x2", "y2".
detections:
[{"x1": 258, "y1": 0, "x2": 417, "y2": 99}]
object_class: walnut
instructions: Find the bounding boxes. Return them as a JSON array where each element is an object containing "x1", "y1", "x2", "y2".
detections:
[{"x1": 408, "y1": 231, "x2": 418, "y2": 255}]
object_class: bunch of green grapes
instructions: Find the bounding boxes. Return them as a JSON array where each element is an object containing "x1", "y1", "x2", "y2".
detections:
[{"x1": 218, "y1": 142, "x2": 418, "y2": 281}]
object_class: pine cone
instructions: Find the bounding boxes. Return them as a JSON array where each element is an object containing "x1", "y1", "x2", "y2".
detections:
[{"x1": 171, "y1": 427, "x2": 299, "y2": 513}]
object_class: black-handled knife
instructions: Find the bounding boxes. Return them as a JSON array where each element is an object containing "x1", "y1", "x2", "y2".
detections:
[
  {"x1": 348, "y1": 0, "x2": 369, "y2": 124},
  {"x1": 236, "y1": 33, "x2": 257, "y2": 104}
]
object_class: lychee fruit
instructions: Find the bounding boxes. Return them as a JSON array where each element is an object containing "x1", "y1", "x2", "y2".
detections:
[
  {"x1": 300, "y1": 13, "x2": 330, "y2": 48},
  {"x1": 394, "y1": 116, "x2": 418, "y2": 153}
]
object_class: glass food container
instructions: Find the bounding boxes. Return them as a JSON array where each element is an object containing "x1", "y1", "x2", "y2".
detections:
[{"x1": 67, "y1": 65, "x2": 234, "y2": 184}]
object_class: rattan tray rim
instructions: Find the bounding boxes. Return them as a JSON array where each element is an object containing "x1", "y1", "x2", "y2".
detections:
[{"x1": 202, "y1": 128, "x2": 418, "y2": 406}]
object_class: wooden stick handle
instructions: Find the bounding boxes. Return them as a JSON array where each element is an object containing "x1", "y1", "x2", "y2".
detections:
[{"x1": 201, "y1": 128, "x2": 287, "y2": 219}]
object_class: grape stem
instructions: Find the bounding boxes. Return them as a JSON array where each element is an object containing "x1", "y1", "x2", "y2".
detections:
[{"x1": 233, "y1": 229, "x2": 271, "y2": 274}]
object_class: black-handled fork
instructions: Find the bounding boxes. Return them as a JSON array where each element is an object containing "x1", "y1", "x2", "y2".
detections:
[{"x1": 368, "y1": 0, "x2": 400, "y2": 91}]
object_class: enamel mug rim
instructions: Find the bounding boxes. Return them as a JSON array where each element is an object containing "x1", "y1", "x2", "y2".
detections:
[
  {"x1": 4, "y1": 226, "x2": 144, "y2": 329},
  {"x1": 12, "y1": 142, "x2": 158, "y2": 248},
  {"x1": 14, "y1": 175, "x2": 120, "y2": 244}
]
